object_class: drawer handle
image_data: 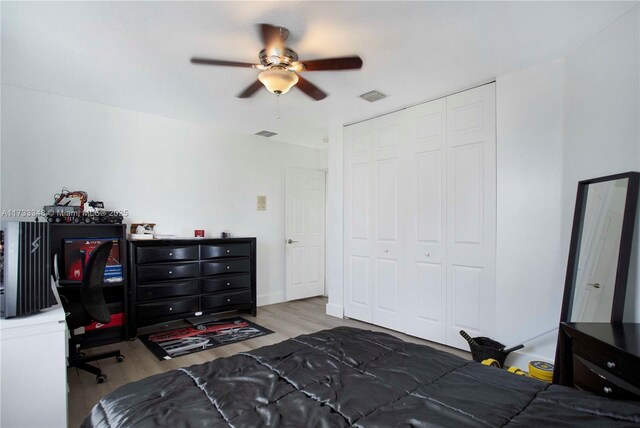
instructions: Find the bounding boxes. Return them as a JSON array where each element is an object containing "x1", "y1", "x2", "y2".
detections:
[
  {"x1": 169, "y1": 270, "x2": 173, "y2": 274},
  {"x1": 227, "y1": 266, "x2": 230, "y2": 269},
  {"x1": 227, "y1": 298, "x2": 231, "y2": 302},
  {"x1": 169, "y1": 252, "x2": 173, "y2": 256},
  {"x1": 169, "y1": 307, "x2": 173, "y2": 311},
  {"x1": 607, "y1": 361, "x2": 616, "y2": 369},
  {"x1": 226, "y1": 250, "x2": 230, "y2": 253},
  {"x1": 604, "y1": 386, "x2": 613, "y2": 394},
  {"x1": 227, "y1": 282, "x2": 230, "y2": 286}
]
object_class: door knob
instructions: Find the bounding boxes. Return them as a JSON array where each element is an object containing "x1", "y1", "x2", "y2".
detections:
[{"x1": 286, "y1": 239, "x2": 299, "y2": 244}]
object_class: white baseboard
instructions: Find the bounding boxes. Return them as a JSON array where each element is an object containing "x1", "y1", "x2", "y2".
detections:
[
  {"x1": 325, "y1": 303, "x2": 344, "y2": 318},
  {"x1": 257, "y1": 292, "x2": 285, "y2": 307}
]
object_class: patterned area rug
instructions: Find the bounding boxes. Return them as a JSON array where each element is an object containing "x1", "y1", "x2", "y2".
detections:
[{"x1": 138, "y1": 317, "x2": 274, "y2": 360}]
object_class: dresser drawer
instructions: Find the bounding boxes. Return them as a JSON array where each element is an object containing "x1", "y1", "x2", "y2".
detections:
[
  {"x1": 137, "y1": 262, "x2": 199, "y2": 282},
  {"x1": 201, "y1": 259, "x2": 251, "y2": 276},
  {"x1": 573, "y1": 356, "x2": 640, "y2": 400},
  {"x1": 137, "y1": 279, "x2": 199, "y2": 302},
  {"x1": 201, "y1": 274, "x2": 251, "y2": 293},
  {"x1": 136, "y1": 296, "x2": 200, "y2": 323},
  {"x1": 201, "y1": 243, "x2": 251, "y2": 259},
  {"x1": 137, "y1": 246, "x2": 199, "y2": 264},
  {"x1": 573, "y1": 339, "x2": 640, "y2": 385},
  {"x1": 201, "y1": 290, "x2": 252, "y2": 310}
]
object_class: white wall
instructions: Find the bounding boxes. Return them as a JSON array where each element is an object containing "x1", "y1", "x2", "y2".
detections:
[
  {"x1": 562, "y1": 5, "x2": 640, "y2": 322},
  {"x1": 495, "y1": 59, "x2": 566, "y2": 368},
  {"x1": 0, "y1": 84, "x2": 326, "y2": 306},
  {"x1": 325, "y1": 125, "x2": 344, "y2": 317}
]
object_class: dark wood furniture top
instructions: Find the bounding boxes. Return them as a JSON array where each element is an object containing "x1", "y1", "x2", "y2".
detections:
[{"x1": 554, "y1": 322, "x2": 640, "y2": 401}]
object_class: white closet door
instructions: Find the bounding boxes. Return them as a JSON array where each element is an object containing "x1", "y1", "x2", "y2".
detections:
[
  {"x1": 445, "y1": 83, "x2": 496, "y2": 349},
  {"x1": 405, "y1": 98, "x2": 448, "y2": 342},
  {"x1": 371, "y1": 111, "x2": 405, "y2": 331},
  {"x1": 344, "y1": 122, "x2": 373, "y2": 322}
]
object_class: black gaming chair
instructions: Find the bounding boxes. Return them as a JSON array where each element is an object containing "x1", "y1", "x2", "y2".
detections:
[{"x1": 65, "y1": 241, "x2": 124, "y2": 383}]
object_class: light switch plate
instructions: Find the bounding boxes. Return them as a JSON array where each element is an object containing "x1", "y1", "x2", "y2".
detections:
[{"x1": 257, "y1": 195, "x2": 267, "y2": 211}]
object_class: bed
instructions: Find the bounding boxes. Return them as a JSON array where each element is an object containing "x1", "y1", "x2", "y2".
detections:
[{"x1": 83, "y1": 326, "x2": 640, "y2": 427}]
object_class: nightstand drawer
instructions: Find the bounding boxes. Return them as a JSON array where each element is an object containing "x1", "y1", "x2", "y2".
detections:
[
  {"x1": 137, "y1": 262, "x2": 200, "y2": 282},
  {"x1": 137, "y1": 246, "x2": 199, "y2": 264},
  {"x1": 136, "y1": 296, "x2": 199, "y2": 323},
  {"x1": 201, "y1": 274, "x2": 251, "y2": 293},
  {"x1": 201, "y1": 243, "x2": 251, "y2": 259},
  {"x1": 201, "y1": 290, "x2": 252, "y2": 310},
  {"x1": 201, "y1": 259, "x2": 251, "y2": 276},
  {"x1": 137, "y1": 279, "x2": 199, "y2": 302},
  {"x1": 573, "y1": 340, "x2": 640, "y2": 385},
  {"x1": 573, "y1": 356, "x2": 640, "y2": 401}
]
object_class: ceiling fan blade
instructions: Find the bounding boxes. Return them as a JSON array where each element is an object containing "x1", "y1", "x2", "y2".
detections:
[
  {"x1": 298, "y1": 56, "x2": 363, "y2": 71},
  {"x1": 296, "y1": 75, "x2": 327, "y2": 101},
  {"x1": 260, "y1": 24, "x2": 289, "y2": 53},
  {"x1": 191, "y1": 58, "x2": 256, "y2": 68},
  {"x1": 237, "y1": 80, "x2": 264, "y2": 98}
]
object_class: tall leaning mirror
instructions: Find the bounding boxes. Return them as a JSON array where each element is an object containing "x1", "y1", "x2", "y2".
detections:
[{"x1": 559, "y1": 171, "x2": 639, "y2": 323}]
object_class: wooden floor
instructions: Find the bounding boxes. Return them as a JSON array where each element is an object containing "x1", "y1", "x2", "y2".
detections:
[{"x1": 68, "y1": 297, "x2": 470, "y2": 427}]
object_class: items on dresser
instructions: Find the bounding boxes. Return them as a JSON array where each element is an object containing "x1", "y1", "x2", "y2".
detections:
[
  {"x1": 554, "y1": 322, "x2": 640, "y2": 400},
  {"x1": 128, "y1": 238, "x2": 256, "y2": 337}
]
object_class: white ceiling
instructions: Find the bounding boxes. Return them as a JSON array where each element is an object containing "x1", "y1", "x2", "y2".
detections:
[{"x1": 2, "y1": 1, "x2": 636, "y2": 148}]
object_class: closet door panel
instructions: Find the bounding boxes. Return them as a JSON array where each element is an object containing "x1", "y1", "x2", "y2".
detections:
[
  {"x1": 405, "y1": 99, "x2": 447, "y2": 342},
  {"x1": 344, "y1": 123, "x2": 373, "y2": 322},
  {"x1": 450, "y1": 265, "x2": 483, "y2": 332},
  {"x1": 372, "y1": 112, "x2": 405, "y2": 331},
  {"x1": 446, "y1": 83, "x2": 496, "y2": 350}
]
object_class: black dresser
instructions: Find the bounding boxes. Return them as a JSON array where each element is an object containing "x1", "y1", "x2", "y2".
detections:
[
  {"x1": 128, "y1": 238, "x2": 256, "y2": 336},
  {"x1": 554, "y1": 322, "x2": 640, "y2": 401}
]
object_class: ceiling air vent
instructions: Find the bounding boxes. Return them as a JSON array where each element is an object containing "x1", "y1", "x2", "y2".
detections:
[
  {"x1": 254, "y1": 130, "x2": 278, "y2": 138},
  {"x1": 359, "y1": 90, "x2": 387, "y2": 102}
]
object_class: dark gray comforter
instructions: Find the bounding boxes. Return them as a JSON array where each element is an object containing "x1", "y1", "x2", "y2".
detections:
[{"x1": 83, "y1": 326, "x2": 640, "y2": 427}]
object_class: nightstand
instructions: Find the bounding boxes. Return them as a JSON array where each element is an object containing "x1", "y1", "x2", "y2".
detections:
[{"x1": 554, "y1": 322, "x2": 640, "y2": 400}]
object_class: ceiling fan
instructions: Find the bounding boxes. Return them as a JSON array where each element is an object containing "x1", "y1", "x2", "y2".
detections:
[{"x1": 190, "y1": 24, "x2": 363, "y2": 101}]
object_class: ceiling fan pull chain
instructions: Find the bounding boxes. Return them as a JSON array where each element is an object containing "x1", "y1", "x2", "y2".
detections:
[{"x1": 276, "y1": 94, "x2": 281, "y2": 120}]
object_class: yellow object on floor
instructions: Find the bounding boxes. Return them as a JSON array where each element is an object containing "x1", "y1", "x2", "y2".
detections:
[
  {"x1": 507, "y1": 366, "x2": 528, "y2": 376},
  {"x1": 481, "y1": 358, "x2": 501, "y2": 368},
  {"x1": 529, "y1": 360, "x2": 554, "y2": 382}
]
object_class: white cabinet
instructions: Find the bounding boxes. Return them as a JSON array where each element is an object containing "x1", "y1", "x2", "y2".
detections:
[
  {"x1": 0, "y1": 306, "x2": 68, "y2": 428},
  {"x1": 344, "y1": 83, "x2": 496, "y2": 349}
]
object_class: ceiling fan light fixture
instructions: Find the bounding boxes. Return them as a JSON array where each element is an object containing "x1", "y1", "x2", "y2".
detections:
[{"x1": 258, "y1": 68, "x2": 299, "y2": 95}]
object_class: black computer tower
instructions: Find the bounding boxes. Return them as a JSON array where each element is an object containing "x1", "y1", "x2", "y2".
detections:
[{"x1": 0, "y1": 221, "x2": 53, "y2": 317}]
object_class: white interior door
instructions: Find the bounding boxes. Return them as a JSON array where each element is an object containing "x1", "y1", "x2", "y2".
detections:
[
  {"x1": 371, "y1": 111, "x2": 405, "y2": 331},
  {"x1": 344, "y1": 122, "x2": 374, "y2": 322},
  {"x1": 405, "y1": 98, "x2": 448, "y2": 343},
  {"x1": 445, "y1": 83, "x2": 496, "y2": 350},
  {"x1": 285, "y1": 167, "x2": 326, "y2": 301}
]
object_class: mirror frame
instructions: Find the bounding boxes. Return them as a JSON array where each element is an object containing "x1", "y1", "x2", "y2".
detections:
[{"x1": 559, "y1": 171, "x2": 639, "y2": 323}]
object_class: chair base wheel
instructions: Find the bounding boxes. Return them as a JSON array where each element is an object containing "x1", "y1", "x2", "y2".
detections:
[
  {"x1": 96, "y1": 374, "x2": 107, "y2": 384},
  {"x1": 116, "y1": 355, "x2": 125, "y2": 363}
]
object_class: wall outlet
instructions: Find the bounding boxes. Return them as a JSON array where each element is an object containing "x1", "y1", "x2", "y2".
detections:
[{"x1": 257, "y1": 195, "x2": 267, "y2": 211}]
